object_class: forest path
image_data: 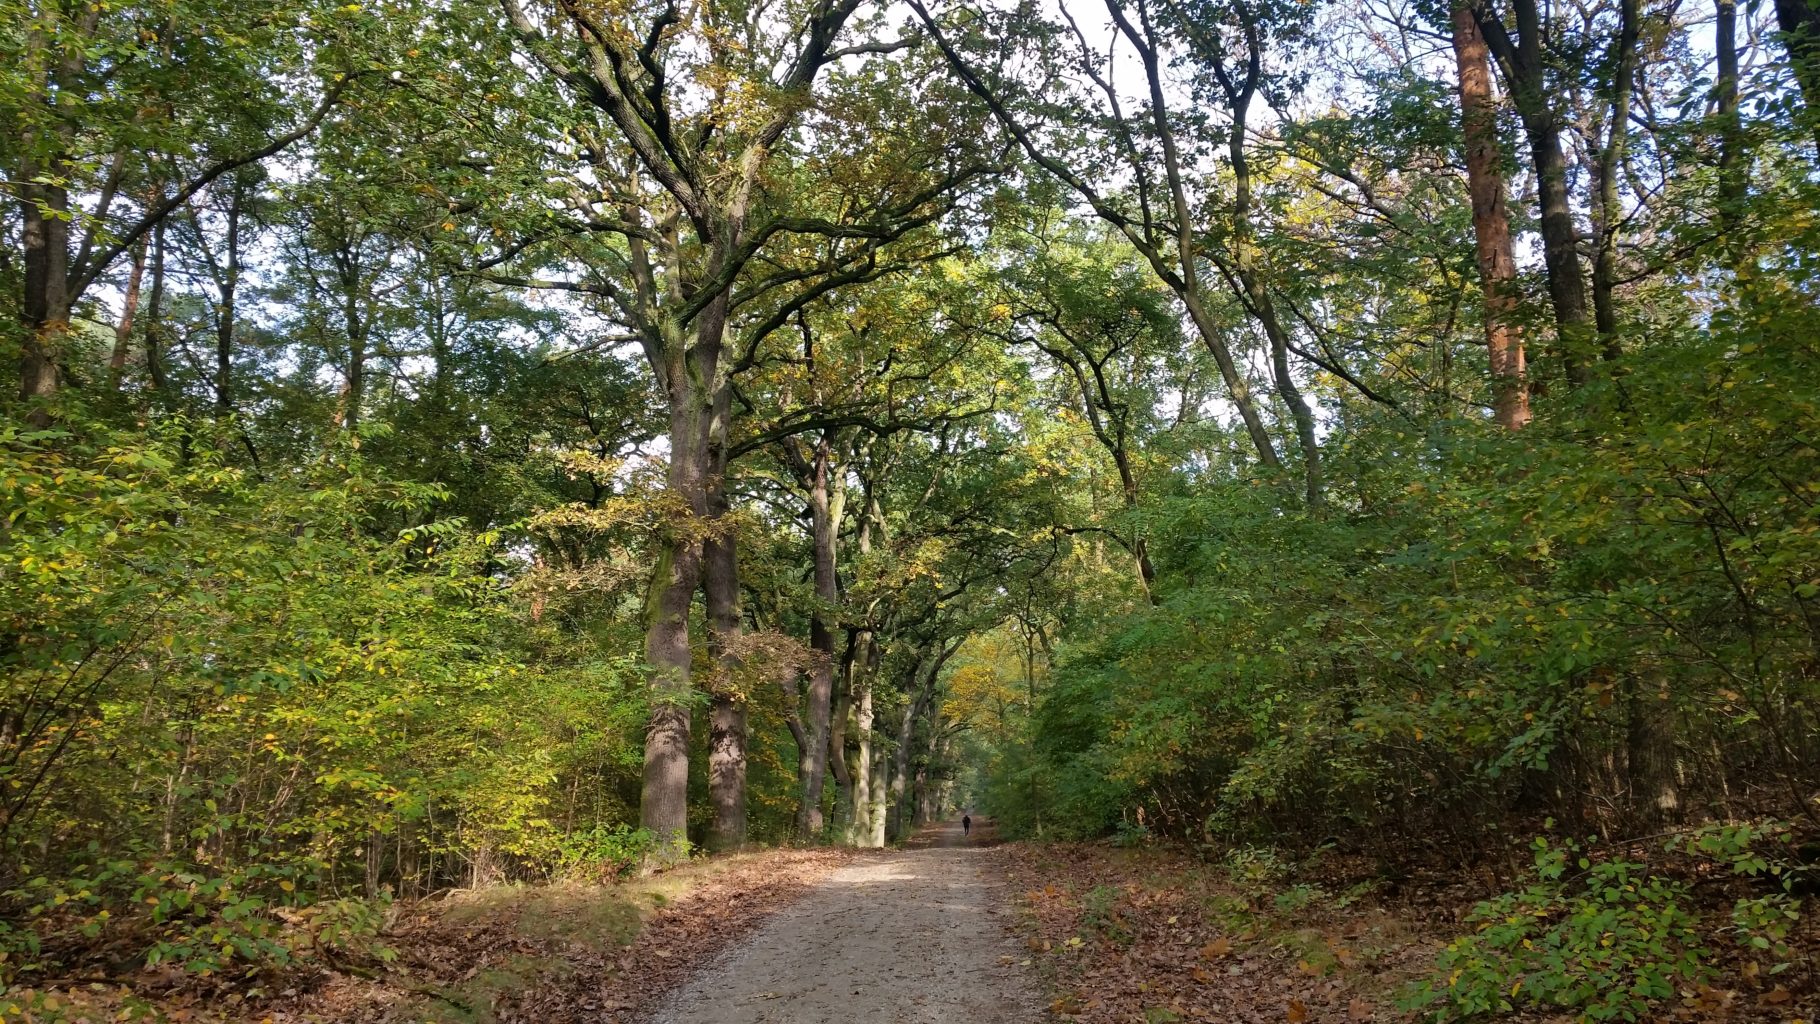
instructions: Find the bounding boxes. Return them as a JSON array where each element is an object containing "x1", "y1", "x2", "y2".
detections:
[{"x1": 643, "y1": 819, "x2": 1045, "y2": 1024}]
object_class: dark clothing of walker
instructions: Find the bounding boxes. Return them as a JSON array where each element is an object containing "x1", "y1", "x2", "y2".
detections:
[{"x1": 962, "y1": 815, "x2": 972, "y2": 836}]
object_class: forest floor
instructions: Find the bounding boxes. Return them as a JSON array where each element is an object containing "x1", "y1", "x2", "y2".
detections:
[
  {"x1": 19, "y1": 824, "x2": 1816, "y2": 1023},
  {"x1": 999, "y1": 841, "x2": 1817, "y2": 1024}
]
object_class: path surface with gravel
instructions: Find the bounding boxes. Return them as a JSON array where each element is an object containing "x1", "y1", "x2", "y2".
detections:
[{"x1": 643, "y1": 819, "x2": 1044, "y2": 1024}]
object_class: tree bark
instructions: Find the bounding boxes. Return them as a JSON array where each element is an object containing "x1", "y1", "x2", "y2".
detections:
[
  {"x1": 1590, "y1": 0, "x2": 1639, "y2": 361},
  {"x1": 1451, "y1": 3, "x2": 1531, "y2": 428},
  {"x1": 640, "y1": 300, "x2": 728, "y2": 864},
  {"x1": 1474, "y1": 0, "x2": 1595, "y2": 382},
  {"x1": 1716, "y1": 0, "x2": 1746, "y2": 221},
  {"x1": 703, "y1": 529, "x2": 747, "y2": 852},
  {"x1": 703, "y1": 372, "x2": 747, "y2": 852},
  {"x1": 794, "y1": 440, "x2": 844, "y2": 841},
  {"x1": 847, "y1": 633, "x2": 879, "y2": 845},
  {"x1": 18, "y1": 166, "x2": 70, "y2": 423},
  {"x1": 107, "y1": 236, "x2": 149, "y2": 389}
]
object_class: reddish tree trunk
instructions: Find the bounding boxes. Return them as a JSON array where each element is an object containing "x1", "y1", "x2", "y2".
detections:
[{"x1": 1451, "y1": 4, "x2": 1530, "y2": 428}]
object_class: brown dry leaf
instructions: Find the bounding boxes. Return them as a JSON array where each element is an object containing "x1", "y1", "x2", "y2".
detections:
[
  {"x1": 1761, "y1": 987, "x2": 1793, "y2": 1005},
  {"x1": 1348, "y1": 995, "x2": 1373, "y2": 1020},
  {"x1": 1287, "y1": 997, "x2": 1310, "y2": 1023},
  {"x1": 1198, "y1": 937, "x2": 1233, "y2": 960}
]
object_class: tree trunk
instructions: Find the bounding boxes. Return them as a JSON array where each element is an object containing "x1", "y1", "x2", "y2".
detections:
[
  {"x1": 1590, "y1": 0, "x2": 1639, "y2": 362},
  {"x1": 1625, "y1": 672, "x2": 1681, "y2": 823},
  {"x1": 1225, "y1": 92, "x2": 1321, "y2": 507},
  {"x1": 867, "y1": 730, "x2": 889, "y2": 847},
  {"x1": 887, "y1": 652, "x2": 938, "y2": 841},
  {"x1": 145, "y1": 221, "x2": 167, "y2": 393},
  {"x1": 211, "y1": 195, "x2": 244, "y2": 418},
  {"x1": 1474, "y1": 0, "x2": 1594, "y2": 382},
  {"x1": 1716, "y1": 0, "x2": 1746, "y2": 222},
  {"x1": 640, "y1": 301, "x2": 726, "y2": 865},
  {"x1": 794, "y1": 442, "x2": 843, "y2": 841},
  {"x1": 703, "y1": 362, "x2": 747, "y2": 851},
  {"x1": 1451, "y1": 3, "x2": 1531, "y2": 428},
  {"x1": 18, "y1": 169, "x2": 70, "y2": 423},
  {"x1": 828, "y1": 635, "x2": 855, "y2": 839},
  {"x1": 848, "y1": 633, "x2": 878, "y2": 846},
  {"x1": 703, "y1": 529, "x2": 747, "y2": 852},
  {"x1": 107, "y1": 236, "x2": 148, "y2": 389}
]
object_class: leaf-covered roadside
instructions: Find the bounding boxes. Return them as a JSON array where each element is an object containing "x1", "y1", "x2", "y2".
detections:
[
  {"x1": 998, "y1": 840, "x2": 1817, "y2": 1024},
  {"x1": 5, "y1": 847, "x2": 853, "y2": 1023}
]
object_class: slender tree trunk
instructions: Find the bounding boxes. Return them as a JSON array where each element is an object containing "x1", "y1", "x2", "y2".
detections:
[
  {"x1": 1591, "y1": 0, "x2": 1639, "y2": 361},
  {"x1": 1716, "y1": 0, "x2": 1747, "y2": 221},
  {"x1": 848, "y1": 633, "x2": 877, "y2": 845},
  {"x1": 107, "y1": 236, "x2": 148, "y2": 389},
  {"x1": 145, "y1": 221, "x2": 167, "y2": 394},
  {"x1": 1226, "y1": 98, "x2": 1321, "y2": 507},
  {"x1": 1109, "y1": 449, "x2": 1158, "y2": 599},
  {"x1": 212, "y1": 196, "x2": 244, "y2": 419},
  {"x1": 1452, "y1": 4, "x2": 1531, "y2": 428},
  {"x1": 887, "y1": 653, "x2": 936, "y2": 841},
  {"x1": 828, "y1": 642, "x2": 854, "y2": 839},
  {"x1": 795, "y1": 442, "x2": 843, "y2": 841}
]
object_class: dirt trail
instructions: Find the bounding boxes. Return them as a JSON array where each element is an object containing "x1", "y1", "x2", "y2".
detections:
[{"x1": 644, "y1": 819, "x2": 1044, "y2": 1024}]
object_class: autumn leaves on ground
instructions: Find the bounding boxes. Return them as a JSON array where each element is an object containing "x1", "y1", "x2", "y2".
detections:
[{"x1": 17, "y1": 820, "x2": 1818, "y2": 1023}]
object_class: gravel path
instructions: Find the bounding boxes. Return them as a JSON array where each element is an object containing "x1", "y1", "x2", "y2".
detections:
[{"x1": 644, "y1": 820, "x2": 1045, "y2": 1024}]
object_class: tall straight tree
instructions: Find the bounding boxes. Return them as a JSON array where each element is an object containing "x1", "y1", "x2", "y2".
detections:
[
  {"x1": 1450, "y1": 3, "x2": 1530, "y2": 428},
  {"x1": 1470, "y1": 0, "x2": 1595, "y2": 382}
]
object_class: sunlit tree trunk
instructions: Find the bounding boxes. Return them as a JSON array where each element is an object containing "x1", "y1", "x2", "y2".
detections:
[
  {"x1": 1451, "y1": 4, "x2": 1530, "y2": 428},
  {"x1": 107, "y1": 236, "x2": 148, "y2": 390}
]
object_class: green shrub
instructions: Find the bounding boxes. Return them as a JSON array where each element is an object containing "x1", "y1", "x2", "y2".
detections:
[
  {"x1": 1403, "y1": 837, "x2": 1709, "y2": 1022},
  {"x1": 554, "y1": 824, "x2": 657, "y2": 879}
]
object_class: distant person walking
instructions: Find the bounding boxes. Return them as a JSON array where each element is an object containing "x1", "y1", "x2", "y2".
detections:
[{"x1": 962, "y1": 814, "x2": 972, "y2": 837}]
